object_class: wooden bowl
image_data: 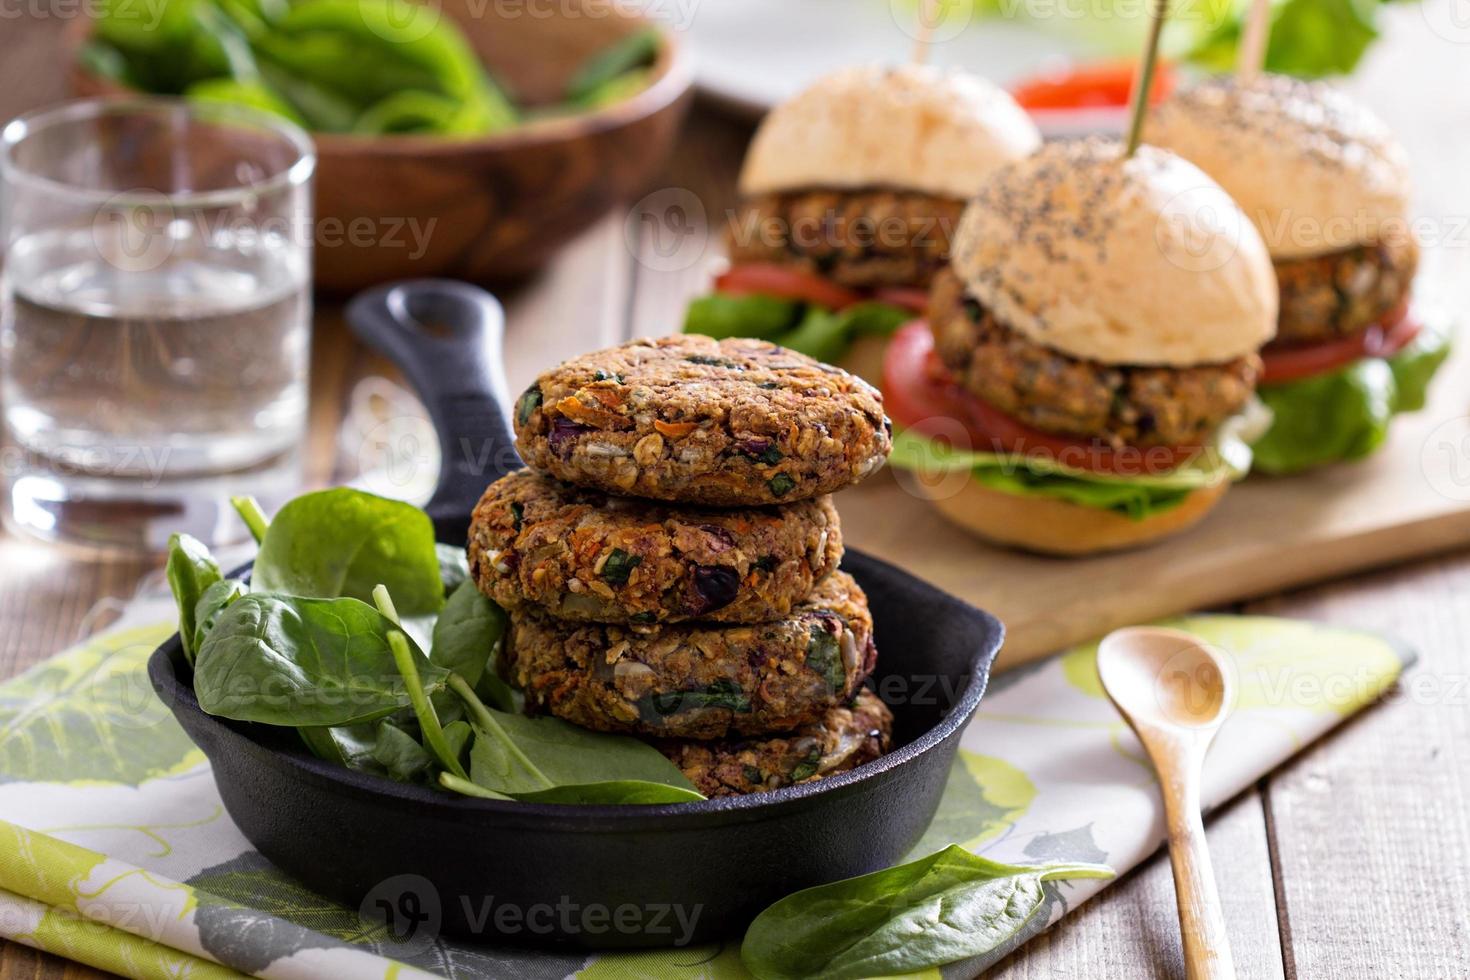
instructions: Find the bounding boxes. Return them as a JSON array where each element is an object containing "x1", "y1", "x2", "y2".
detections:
[{"x1": 68, "y1": 0, "x2": 693, "y2": 292}]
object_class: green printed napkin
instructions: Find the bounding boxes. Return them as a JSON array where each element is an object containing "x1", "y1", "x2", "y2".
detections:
[{"x1": 0, "y1": 597, "x2": 1410, "y2": 979}]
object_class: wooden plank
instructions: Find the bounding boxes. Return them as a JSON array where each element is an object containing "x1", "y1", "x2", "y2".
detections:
[
  {"x1": 1244, "y1": 554, "x2": 1470, "y2": 978},
  {"x1": 0, "y1": 944, "x2": 108, "y2": 980},
  {"x1": 991, "y1": 790, "x2": 1285, "y2": 979}
]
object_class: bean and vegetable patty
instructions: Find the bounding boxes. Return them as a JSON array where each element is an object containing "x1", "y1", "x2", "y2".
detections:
[
  {"x1": 504, "y1": 571, "x2": 877, "y2": 739},
  {"x1": 728, "y1": 188, "x2": 966, "y2": 290},
  {"x1": 656, "y1": 689, "x2": 892, "y2": 797},
  {"x1": 1273, "y1": 239, "x2": 1417, "y2": 346},
  {"x1": 929, "y1": 268, "x2": 1260, "y2": 448},
  {"x1": 467, "y1": 469, "x2": 842, "y2": 625},
  {"x1": 513, "y1": 335, "x2": 892, "y2": 506}
]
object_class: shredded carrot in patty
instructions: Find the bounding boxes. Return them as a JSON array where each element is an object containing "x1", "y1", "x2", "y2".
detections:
[{"x1": 654, "y1": 419, "x2": 697, "y2": 438}]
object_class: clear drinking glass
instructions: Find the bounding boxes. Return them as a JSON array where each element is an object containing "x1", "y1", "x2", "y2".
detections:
[{"x1": 0, "y1": 98, "x2": 315, "y2": 551}]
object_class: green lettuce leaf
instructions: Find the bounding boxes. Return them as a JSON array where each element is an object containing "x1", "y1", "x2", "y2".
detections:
[
  {"x1": 1187, "y1": 0, "x2": 1383, "y2": 78},
  {"x1": 1252, "y1": 328, "x2": 1450, "y2": 475},
  {"x1": 683, "y1": 294, "x2": 801, "y2": 341},
  {"x1": 889, "y1": 400, "x2": 1270, "y2": 521},
  {"x1": 682, "y1": 295, "x2": 909, "y2": 363}
]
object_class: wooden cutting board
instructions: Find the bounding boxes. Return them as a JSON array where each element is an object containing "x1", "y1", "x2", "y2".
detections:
[{"x1": 838, "y1": 321, "x2": 1470, "y2": 671}]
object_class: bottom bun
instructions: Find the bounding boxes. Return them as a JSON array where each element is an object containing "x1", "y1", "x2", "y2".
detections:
[{"x1": 917, "y1": 477, "x2": 1230, "y2": 556}]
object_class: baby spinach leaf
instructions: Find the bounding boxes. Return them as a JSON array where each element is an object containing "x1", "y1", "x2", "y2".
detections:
[
  {"x1": 430, "y1": 582, "x2": 520, "y2": 712},
  {"x1": 565, "y1": 26, "x2": 659, "y2": 105},
  {"x1": 510, "y1": 781, "x2": 706, "y2": 805},
  {"x1": 474, "y1": 670, "x2": 523, "y2": 716},
  {"x1": 375, "y1": 586, "x2": 466, "y2": 780},
  {"x1": 430, "y1": 580, "x2": 506, "y2": 689},
  {"x1": 371, "y1": 721, "x2": 435, "y2": 782},
  {"x1": 300, "y1": 723, "x2": 381, "y2": 774},
  {"x1": 251, "y1": 488, "x2": 444, "y2": 615},
  {"x1": 166, "y1": 533, "x2": 222, "y2": 666},
  {"x1": 442, "y1": 719, "x2": 472, "y2": 763},
  {"x1": 192, "y1": 579, "x2": 246, "y2": 655},
  {"x1": 741, "y1": 845, "x2": 1111, "y2": 980},
  {"x1": 453, "y1": 676, "x2": 698, "y2": 799},
  {"x1": 230, "y1": 495, "x2": 271, "y2": 544},
  {"x1": 439, "y1": 772, "x2": 513, "y2": 800},
  {"x1": 193, "y1": 593, "x2": 448, "y2": 727}
]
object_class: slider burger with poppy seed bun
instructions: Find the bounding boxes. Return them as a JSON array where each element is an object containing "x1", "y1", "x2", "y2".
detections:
[
  {"x1": 1149, "y1": 74, "x2": 1449, "y2": 474},
  {"x1": 683, "y1": 64, "x2": 1040, "y2": 383},
  {"x1": 884, "y1": 138, "x2": 1277, "y2": 555}
]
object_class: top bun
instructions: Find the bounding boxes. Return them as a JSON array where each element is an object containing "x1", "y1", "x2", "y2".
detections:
[
  {"x1": 738, "y1": 64, "x2": 1040, "y2": 200},
  {"x1": 1148, "y1": 74, "x2": 1413, "y2": 259},
  {"x1": 950, "y1": 138, "x2": 1277, "y2": 367}
]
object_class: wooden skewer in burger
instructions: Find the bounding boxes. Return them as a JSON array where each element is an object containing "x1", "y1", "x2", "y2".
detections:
[
  {"x1": 1146, "y1": 27, "x2": 1447, "y2": 475},
  {"x1": 683, "y1": 33, "x2": 1040, "y2": 383},
  {"x1": 884, "y1": 0, "x2": 1280, "y2": 555}
]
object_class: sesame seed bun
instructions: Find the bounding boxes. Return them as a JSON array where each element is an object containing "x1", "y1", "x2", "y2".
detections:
[
  {"x1": 949, "y1": 138, "x2": 1278, "y2": 368},
  {"x1": 1148, "y1": 74, "x2": 1413, "y2": 260},
  {"x1": 738, "y1": 64, "x2": 1041, "y2": 200}
]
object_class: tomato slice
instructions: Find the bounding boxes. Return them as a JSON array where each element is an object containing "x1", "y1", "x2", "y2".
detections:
[
  {"x1": 882, "y1": 320, "x2": 967, "y2": 432},
  {"x1": 1011, "y1": 59, "x2": 1176, "y2": 112},
  {"x1": 872, "y1": 286, "x2": 930, "y2": 315},
  {"x1": 715, "y1": 263, "x2": 863, "y2": 311},
  {"x1": 1261, "y1": 304, "x2": 1420, "y2": 385},
  {"x1": 883, "y1": 321, "x2": 1201, "y2": 476}
]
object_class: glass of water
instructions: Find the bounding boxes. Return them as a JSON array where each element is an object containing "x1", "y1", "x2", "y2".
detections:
[{"x1": 0, "y1": 98, "x2": 314, "y2": 551}]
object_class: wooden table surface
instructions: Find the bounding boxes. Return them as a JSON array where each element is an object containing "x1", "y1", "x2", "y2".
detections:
[{"x1": 3, "y1": 8, "x2": 1468, "y2": 979}]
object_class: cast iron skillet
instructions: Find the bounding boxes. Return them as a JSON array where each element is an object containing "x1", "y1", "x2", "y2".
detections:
[{"x1": 148, "y1": 280, "x2": 1004, "y2": 949}]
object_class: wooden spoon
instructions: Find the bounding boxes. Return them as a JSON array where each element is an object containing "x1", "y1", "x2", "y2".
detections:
[{"x1": 1097, "y1": 626, "x2": 1238, "y2": 980}]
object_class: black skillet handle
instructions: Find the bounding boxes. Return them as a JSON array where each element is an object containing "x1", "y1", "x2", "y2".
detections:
[{"x1": 346, "y1": 280, "x2": 522, "y2": 542}]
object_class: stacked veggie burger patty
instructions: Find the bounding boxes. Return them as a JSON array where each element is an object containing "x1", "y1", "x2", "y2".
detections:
[{"x1": 468, "y1": 335, "x2": 895, "y2": 797}]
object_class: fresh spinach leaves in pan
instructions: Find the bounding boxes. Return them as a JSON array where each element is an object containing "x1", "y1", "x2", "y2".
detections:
[
  {"x1": 430, "y1": 579, "x2": 505, "y2": 690},
  {"x1": 167, "y1": 486, "x2": 1117, "y2": 975},
  {"x1": 165, "y1": 533, "x2": 221, "y2": 666},
  {"x1": 175, "y1": 487, "x2": 705, "y2": 805},
  {"x1": 741, "y1": 844, "x2": 1113, "y2": 980},
  {"x1": 372, "y1": 584, "x2": 466, "y2": 780},
  {"x1": 192, "y1": 579, "x2": 245, "y2": 659},
  {"x1": 192, "y1": 592, "x2": 449, "y2": 727},
  {"x1": 453, "y1": 675, "x2": 699, "y2": 804},
  {"x1": 245, "y1": 488, "x2": 444, "y2": 615}
]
